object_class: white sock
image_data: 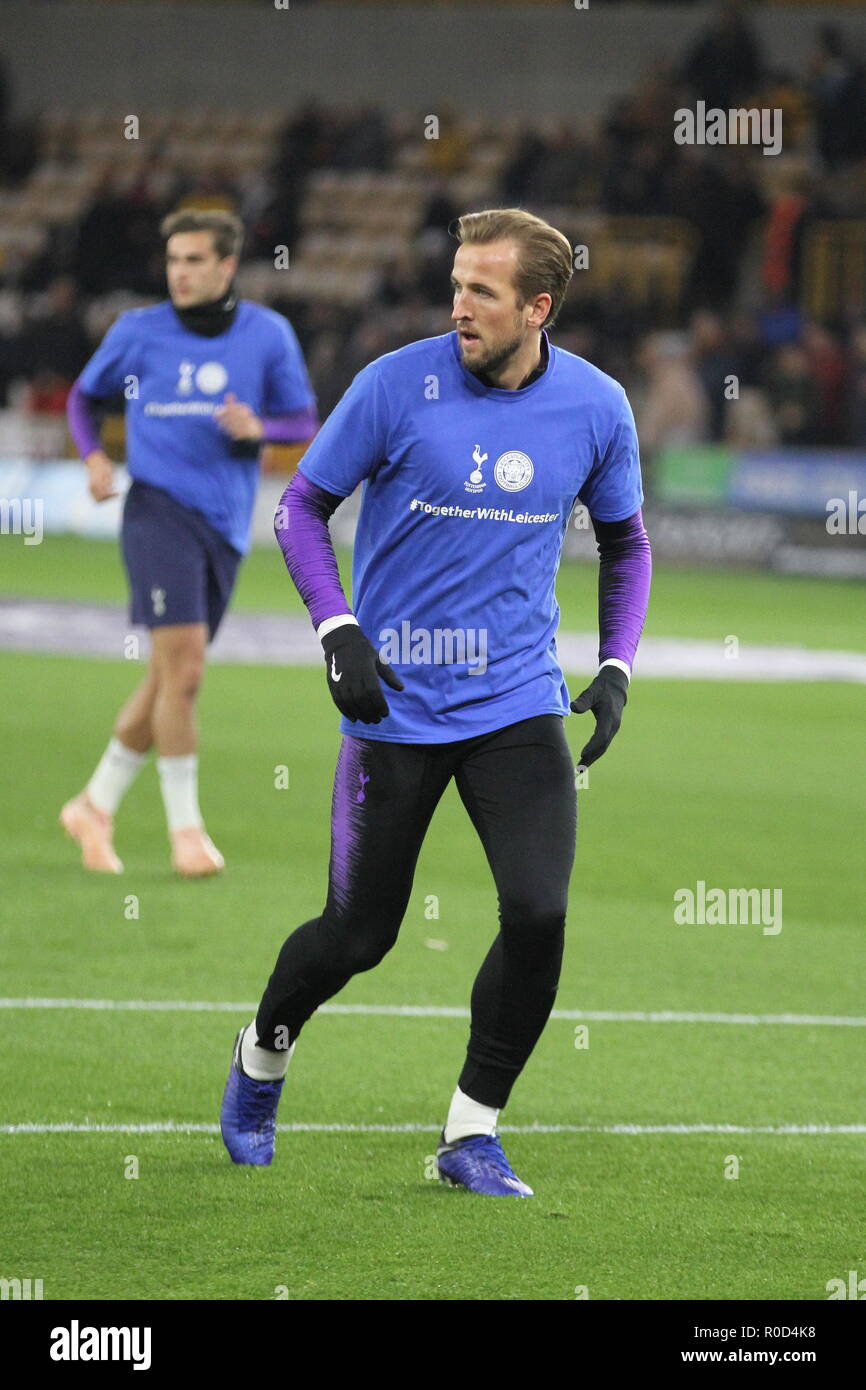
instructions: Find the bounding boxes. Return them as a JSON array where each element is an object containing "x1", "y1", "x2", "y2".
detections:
[
  {"x1": 87, "y1": 737, "x2": 148, "y2": 815},
  {"x1": 443, "y1": 1086, "x2": 499, "y2": 1144},
  {"x1": 240, "y1": 1021, "x2": 294, "y2": 1081},
  {"x1": 156, "y1": 754, "x2": 202, "y2": 833}
]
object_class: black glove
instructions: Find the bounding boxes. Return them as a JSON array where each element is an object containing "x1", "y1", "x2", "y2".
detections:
[
  {"x1": 321, "y1": 623, "x2": 404, "y2": 724},
  {"x1": 570, "y1": 666, "x2": 629, "y2": 767}
]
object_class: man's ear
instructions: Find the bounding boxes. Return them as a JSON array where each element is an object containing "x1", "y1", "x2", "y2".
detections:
[{"x1": 530, "y1": 293, "x2": 551, "y2": 327}]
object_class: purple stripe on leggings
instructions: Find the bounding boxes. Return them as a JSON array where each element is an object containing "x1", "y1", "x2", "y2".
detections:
[{"x1": 329, "y1": 737, "x2": 366, "y2": 912}]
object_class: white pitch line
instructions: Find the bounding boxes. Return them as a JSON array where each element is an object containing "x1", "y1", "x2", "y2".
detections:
[
  {"x1": 1, "y1": 998, "x2": 866, "y2": 1027},
  {"x1": 2, "y1": 1122, "x2": 865, "y2": 1137}
]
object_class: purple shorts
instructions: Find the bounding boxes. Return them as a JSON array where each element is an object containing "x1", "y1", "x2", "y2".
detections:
[{"x1": 121, "y1": 481, "x2": 242, "y2": 640}]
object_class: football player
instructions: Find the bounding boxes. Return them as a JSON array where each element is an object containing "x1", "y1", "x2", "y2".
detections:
[
  {"x1": 221, "y1": 207, "x2": 651, "y2": 1193},
  {"x1": 62, "y1": 209, "x2": 318, "y2": 876}
]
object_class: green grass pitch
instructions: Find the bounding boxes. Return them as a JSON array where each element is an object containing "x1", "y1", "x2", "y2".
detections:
[{"x1": 0, "y1": 541, "x2": 863, "y2": 1300}]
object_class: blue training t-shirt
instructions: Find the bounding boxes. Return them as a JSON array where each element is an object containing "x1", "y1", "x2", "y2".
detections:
[
  {"x1": 79, "y1": 300, "x2": 314, "y2": 554},
  {"x1": 299, "y1": 329, "x2": 643, "y2": 743}
]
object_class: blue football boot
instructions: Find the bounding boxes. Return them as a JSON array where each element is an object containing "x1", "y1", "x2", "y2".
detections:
[
  {"x1": 436, "y1": 1130, "x2": 534, "y2": 1197},
  {"x1": 220, "y1": 1027, "x2": 284, "y2": 1166}
]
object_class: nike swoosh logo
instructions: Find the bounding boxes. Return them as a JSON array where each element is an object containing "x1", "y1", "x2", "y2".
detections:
[{"x1": 331, "y1": 655, "x2": 341, "y2": 682}]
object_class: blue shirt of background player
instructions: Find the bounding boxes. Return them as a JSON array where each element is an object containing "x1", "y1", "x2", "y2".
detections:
[
  {"x1": 297, "y1": 329, "x2": 644, "y2": 743},
  {"x1": 78, "y1": 300, "x2": 315, "y2": 555}
]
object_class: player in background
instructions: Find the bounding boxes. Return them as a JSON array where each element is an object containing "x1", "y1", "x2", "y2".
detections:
[
  {"x1": 61, "y1": 209, "x2": 318, "y2": 877},
  {"x1": 220, "y1": 207, "x2": 652, "y2": 1194}
]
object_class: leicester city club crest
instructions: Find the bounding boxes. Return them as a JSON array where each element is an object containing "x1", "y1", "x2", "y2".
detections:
[{"x1": 493, "y1": 451, "x2": 534, "y2": 492}]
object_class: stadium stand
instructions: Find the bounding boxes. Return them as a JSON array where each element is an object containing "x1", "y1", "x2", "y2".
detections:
[{"x1": 3, "y1": 6, "x2": 866, "y2": 467}]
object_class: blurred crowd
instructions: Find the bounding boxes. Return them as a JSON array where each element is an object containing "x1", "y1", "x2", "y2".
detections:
[{"x1": 3, "y1": 4, "x2": 866, "y2": 466}]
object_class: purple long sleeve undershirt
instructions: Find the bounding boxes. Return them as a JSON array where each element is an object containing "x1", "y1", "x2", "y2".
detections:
[
  {"x1": 66, "y1": 380, "x2": 318, "y2": 457},
  {"x1": 260, "y1": 406, "x2": 319, "y2": 444},
  {"x1": 278, "y1": 473, "x2": 652, "y2": 672},
  {"x1": 594, "y1": 509, "x2": 652, "y2": 671},
  {"x1": 275, "y1": 470, "x2": 351, "y2": 630},
  {"x1": 67, "y1": 381, "x2": 102, "y2": 457}
]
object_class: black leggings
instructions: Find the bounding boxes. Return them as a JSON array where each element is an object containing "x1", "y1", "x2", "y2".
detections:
[{"x1": 256, "y1": 713, "x2": 577, "y2": 1108}]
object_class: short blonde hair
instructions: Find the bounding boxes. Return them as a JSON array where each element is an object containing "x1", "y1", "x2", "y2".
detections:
[{"x1": 453, "y1": 207, "x2": 573, "y2": 328}]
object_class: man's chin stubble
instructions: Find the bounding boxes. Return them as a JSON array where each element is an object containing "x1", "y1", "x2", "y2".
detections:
[{"x1": 466, "y1": 335, "x2": 523, "y2": 380}]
